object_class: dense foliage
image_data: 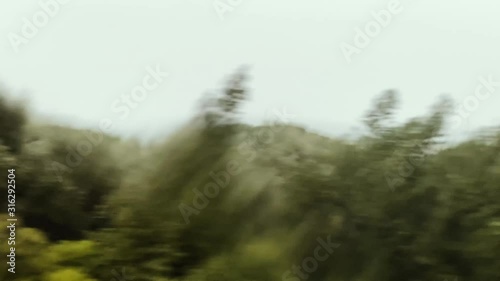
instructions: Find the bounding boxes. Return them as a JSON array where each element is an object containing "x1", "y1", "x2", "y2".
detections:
[{"x1": 0, "y1": 71, "x2": 499, "y2": 281}]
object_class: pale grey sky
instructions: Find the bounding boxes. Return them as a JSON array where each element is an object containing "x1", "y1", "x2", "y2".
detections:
[{"x1": 1, "y1": 0, "x2": 499, "y2": 141}]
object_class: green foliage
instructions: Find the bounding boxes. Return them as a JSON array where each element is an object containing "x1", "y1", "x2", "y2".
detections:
[
  {"x1": 0, "y1": 91, "x2": 26, "y2": 154},
  {"x1": 0, "y1": 73, "x2": 499, "y2": 281},
  {"x1": 42, "y1": 268, "x2": 96, "y2": 281}
]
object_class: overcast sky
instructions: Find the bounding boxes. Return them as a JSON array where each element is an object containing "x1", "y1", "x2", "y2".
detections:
[{"x1": 1, "y1": 0, "x2": 499, "y2": 141}]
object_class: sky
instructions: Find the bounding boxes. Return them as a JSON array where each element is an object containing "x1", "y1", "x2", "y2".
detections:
[{"x1": 0, "y1": 0, "x2": 499, "y2": 142}]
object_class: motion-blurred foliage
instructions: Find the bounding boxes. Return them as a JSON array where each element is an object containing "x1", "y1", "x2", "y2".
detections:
[{"x1": 0, "y1": 70, "x2": 499, "y2": 281}]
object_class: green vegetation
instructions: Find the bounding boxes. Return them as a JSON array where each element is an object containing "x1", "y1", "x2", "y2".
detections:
[{"x1": 1, "y1": 70, "x2": 499, "y2": 281}]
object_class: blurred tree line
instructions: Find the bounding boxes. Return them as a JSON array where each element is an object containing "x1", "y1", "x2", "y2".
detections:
[{"x1": 0, "y1": 70, "x2": 499, "y2": 281}]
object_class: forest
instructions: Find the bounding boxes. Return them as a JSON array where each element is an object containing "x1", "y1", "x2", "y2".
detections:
[{"x1": 0, "y1": 69, "x2": 499, "y2": 281}]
